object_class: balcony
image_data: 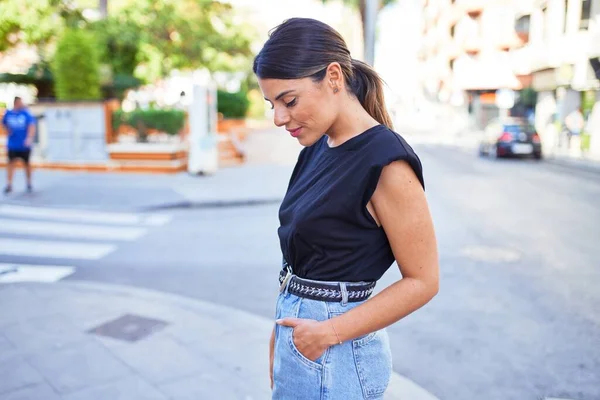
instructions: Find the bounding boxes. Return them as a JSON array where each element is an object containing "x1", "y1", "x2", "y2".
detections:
[
  {"x1": 448, "y1": 5, "x2": 464, "y2": 27},
  {"x1": 497, "y1": 32, "x2": 525, "y2": 51},
  {"x1": 452, "y1": 53, "x2": 522, "y2": 91},
  {"x1": 446, "y1": 40, "x2": 462, "y2": 61},
  {"x1": 459, "y1": 0, "x2": 484, "y2": 18},
  {"x1": 463, "y1": 37, "x2": 482, "y2": 55}
]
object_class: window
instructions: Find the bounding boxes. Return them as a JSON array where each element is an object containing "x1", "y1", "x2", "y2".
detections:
[
  {"x1": 515, "y1": 15, "x2": 531, "y2": 34},
  {"x1": 581, "y1": 0, "x2": 591, "y2": 30}
]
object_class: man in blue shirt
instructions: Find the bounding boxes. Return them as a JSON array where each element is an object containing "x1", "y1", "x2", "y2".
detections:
[{"x1": 2, "y1": 97, "x2": 36, "y2": 194}]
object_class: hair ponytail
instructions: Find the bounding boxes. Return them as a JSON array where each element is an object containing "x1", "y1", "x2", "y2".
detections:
[{"x1": 349, "y1": 59, "x2": 393, "y2": 129}]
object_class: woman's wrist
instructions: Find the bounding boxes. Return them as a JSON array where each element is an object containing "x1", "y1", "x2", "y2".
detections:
[{"x1": 319, "y1": 319, "x2": 343, "y2": 347}]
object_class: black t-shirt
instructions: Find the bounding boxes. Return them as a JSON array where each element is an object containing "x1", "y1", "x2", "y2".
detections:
[{"x1": 278, "y1": 124, "x2": 425, "y2": 282}]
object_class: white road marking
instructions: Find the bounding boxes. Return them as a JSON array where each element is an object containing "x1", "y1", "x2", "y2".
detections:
[
  {"x1": 0, "y1": 218, "x2": 147, "y2": 241},
  {"x1": 143, "y1": 214, "x2": 173, "y2": 226},
  {"x1": 0, "y1": 238, "x2": 116, "y2": 260},
  {"x1": 0, "y1": 205, "x2": 171, "y2": 226},
  {"x1": 0, "y1": 263, "x2": 75, "y2": 283}
]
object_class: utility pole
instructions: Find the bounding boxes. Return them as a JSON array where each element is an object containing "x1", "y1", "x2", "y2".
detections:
[
  {"x1": 99, "y1": 0, "x2": 108, "y2": 18},
  {"x1": 364, "y1": 0, "x2": 380, "y2": 66}
]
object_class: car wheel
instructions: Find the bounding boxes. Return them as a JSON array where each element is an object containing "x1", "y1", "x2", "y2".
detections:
[
  {"x1": 478, "y1": 144, "x2": 487, "y2": 157},
  {"x1": 489, "y1": 145, "x2": 498, "y2": 159}
]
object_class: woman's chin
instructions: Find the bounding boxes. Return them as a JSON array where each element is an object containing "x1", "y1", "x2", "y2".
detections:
[{"x1": 296, "y1": 133, "x2": 321, "y2": 147}]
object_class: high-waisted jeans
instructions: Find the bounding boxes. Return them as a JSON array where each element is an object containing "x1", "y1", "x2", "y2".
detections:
[{"x1": 272, "y1": 284, "x2": 393, "y2": 399}]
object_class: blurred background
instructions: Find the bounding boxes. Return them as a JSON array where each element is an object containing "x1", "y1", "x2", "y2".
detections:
[{"x1": 0, "y1": 1, "x2": 599, "y2": 400}]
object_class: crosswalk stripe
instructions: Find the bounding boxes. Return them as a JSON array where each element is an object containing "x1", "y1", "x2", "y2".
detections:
[
  {"x1": 0, "y1": 218, "x2": 147, "y2": 241},
  {"x1": 0, "y1": 238, "x2": 116, "y2": 260},
  {"x1": 0, "y1": 205, "x2": 171, "y2": 226},
  {"x1": 143, "y1": 214, "x2": 173, "y2": 226},
  {"x1": 0, "y1": 263, "x2": 75, "y2": 283}
]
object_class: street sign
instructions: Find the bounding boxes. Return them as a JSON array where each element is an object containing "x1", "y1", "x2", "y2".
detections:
[{"x1": 495, "y1": 89, "x2": 515, "y2": 109}]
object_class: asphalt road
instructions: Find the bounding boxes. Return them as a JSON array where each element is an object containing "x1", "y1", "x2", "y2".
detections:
[{"x1": 1, "y1": 144, "x2": 598, "y2": 400}]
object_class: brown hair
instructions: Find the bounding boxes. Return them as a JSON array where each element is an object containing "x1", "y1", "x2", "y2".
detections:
[{"x1": 253, "y1": 18, "x2": 393, "y2": 129}]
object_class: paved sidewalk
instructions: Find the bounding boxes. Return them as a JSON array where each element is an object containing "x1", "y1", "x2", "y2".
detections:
[
  {"x1": 0, "y1": 129, "x2": 301, "y2": 212},
  {"x1": 0, "y1": 281, "x2": 439, "y2": 400}
]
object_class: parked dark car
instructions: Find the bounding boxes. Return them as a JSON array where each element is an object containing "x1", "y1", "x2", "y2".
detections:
[{"x1": 478, "y1": 117, "x2": 542, "y2": 159}]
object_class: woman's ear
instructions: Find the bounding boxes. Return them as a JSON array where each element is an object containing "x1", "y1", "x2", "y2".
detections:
[{"x1": 326, "y1": 62, "x2": 344, "y2": 92}]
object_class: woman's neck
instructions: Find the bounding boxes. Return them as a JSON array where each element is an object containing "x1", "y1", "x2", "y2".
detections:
[{"x1": 326, "y1": 98, "x2": 380, "y2": 147}]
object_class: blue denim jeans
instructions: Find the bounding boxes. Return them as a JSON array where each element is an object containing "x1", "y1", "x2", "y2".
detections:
[{"x1": 272, "y1": 288, "x2": 393, "y2": 399}]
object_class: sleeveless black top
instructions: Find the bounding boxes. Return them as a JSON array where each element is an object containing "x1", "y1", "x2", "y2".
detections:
[{"x1": 278, "y1": 124, "x2": 425, "y2": 282}]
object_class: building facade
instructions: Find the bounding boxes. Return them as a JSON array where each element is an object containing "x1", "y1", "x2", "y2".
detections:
[
  {"x1": 514, "y1": 0, "x2": 600, "y2": 157},
  {"x1": 419, "y1": 0, "x2": 600, "y2": 158},
  {"x1": 419, "y1": 0, "x2": 529, "y2": 129}
]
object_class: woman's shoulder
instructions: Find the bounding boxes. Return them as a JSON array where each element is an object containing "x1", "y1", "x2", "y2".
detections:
[
  {"x1": 364, "y1": 125, "x2": 417, "y2": 158},
  {"x1": 364, "y1": 125, "x2": 424, "y2": 188}
]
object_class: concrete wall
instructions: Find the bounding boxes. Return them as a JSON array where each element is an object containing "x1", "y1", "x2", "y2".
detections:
[{"x1": 44, "y1": 103, "x2": 108, "y2": 162}]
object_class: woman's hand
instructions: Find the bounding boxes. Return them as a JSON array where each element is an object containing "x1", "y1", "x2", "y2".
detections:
[{"x1": 276, "y1": 318, "x2": 337, "y2": 361}]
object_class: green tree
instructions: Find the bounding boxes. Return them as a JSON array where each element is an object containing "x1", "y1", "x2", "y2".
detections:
[
  {"x1": 0, "y1": 63, "x2": 55, "y2": 99},
  {"x1": 52, "y1": 29, "x2": 102, "y2": 100},
  {"x1": 89, "y1": 13, "x2": 143, "y2": 98},
  {"x1": 0, "y1": 0, "x2": 84, "y2": 56},
  {"x1": 118, "y1": 0, "x2": 255, "y2": 81},
  {"x1": 91, "y1": 16, "x2": 140, "y2": 76}
]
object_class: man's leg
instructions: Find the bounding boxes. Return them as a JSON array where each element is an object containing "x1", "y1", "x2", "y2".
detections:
[
  {"x1": 4, "y1": 156, "x2": 15, "y2": 194},
  {"x1": 25, "y1": 161, "x2": 32, "y2": 191}
]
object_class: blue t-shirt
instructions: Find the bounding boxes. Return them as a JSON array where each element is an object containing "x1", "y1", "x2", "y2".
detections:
[
  {"x1": 2, "y1": 109, "x2": 35, "y2": 150},
  {"x1": 278, "y1": 124, "x2": 425, "y2": 282}
]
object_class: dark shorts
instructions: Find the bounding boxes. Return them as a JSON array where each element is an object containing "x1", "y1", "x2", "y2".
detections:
[{"x1": 7, "y1": 149, "x2": 31, "y2": 164}]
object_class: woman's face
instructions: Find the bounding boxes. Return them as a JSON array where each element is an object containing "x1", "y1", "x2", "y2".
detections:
[{"x1": 258, "y1": 76, "x2": 338, "y2": 147}]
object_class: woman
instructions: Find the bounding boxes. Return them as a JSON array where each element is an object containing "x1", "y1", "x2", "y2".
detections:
[{"x1": 254, "y1": 18, "x2": 439, "y2": 399}]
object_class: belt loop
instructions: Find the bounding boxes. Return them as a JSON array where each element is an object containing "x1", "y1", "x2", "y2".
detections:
[
  {"x1": 283, "y1": 274, "x2": 294, "y2": 295},
  {"x1": 339, "y1": 282, "x2": 348, "y2": 306}
]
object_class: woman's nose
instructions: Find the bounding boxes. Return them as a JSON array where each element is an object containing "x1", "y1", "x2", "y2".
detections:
[{"x1": 273, "y1": 107, "x2": 290, "y2": 127}]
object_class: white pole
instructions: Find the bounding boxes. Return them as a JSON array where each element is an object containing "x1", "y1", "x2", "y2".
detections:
[
  {"x1": 364, "y1": 0, "x2": 380, "y2": 66},
  {"x1": 99, "y1": 0, "x2": 108, "y2": 18}
]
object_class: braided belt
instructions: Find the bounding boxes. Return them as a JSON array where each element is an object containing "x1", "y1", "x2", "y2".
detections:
[{"x1": 278, "y1": 268, "x2": 376, "y2": 303}]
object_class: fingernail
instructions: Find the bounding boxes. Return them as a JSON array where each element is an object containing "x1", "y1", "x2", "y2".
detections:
[{"x1": 275, "y1": 319, "x2": 282, "y2": 323}]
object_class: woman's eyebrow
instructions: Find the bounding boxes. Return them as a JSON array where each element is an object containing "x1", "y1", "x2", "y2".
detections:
[{"x1": 264, "y1": 90, "x2": 295, "y2": 102}]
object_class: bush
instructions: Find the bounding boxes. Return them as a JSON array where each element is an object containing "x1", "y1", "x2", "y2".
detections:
[
  {"x1": 52, "y1": 29, "x2": 102, "y2": 101},
  {"x1": 519, "y1": 87, "x2": 537, "y2": 108},
  {"x1": 0, "y1": 64, "x2": 55, "y2": 99},
  {"x1": 102, "y1": 73, "x2": 143, "y2": 100},
  {"x1": 217, "y1": 89, "x2": 250, "y2": 119},
  {"x1": 113, "y1": 108, "x2": 186, "y2": 142}
]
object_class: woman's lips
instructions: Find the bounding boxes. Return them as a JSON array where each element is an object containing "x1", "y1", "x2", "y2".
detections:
[{"x1": 287, "y1": 127, "x2": 302, "y2": 137}]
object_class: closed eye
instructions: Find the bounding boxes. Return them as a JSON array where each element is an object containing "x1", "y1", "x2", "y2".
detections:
[{"x1": 285, "y1": 98, "x2": 297, "y2": 108}]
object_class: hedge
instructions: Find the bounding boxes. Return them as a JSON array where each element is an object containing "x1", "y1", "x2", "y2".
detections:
[
  {"x1": 52, "y1": 29, "x2": 102, "y2": 101},
  {"x1": 113, "y1": 109, "x2": 186, "y2": 139},
  {"x1": 217, "y1": 89, "x2": 250, "y2": 119}
]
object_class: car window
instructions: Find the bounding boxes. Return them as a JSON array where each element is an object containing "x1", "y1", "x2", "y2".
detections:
[{"x1": 504, "y1": 124, "x2": 535, "y2": 133}]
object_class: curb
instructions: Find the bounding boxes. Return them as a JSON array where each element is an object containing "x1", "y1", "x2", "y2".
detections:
[
  {"x1": 140, "y1": 197, "x2": 283, "y2": 211},
  {"x1": 543, "y1": 155, "x2": 600, "y2": 175},
  {"x1": 4, "y1": 280, "x2": 440, "y2": 400},
  {"x1": 0, "y1": 197, "x2": 284, "y2": 214}
]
